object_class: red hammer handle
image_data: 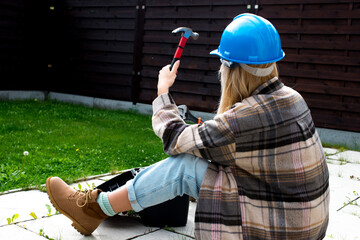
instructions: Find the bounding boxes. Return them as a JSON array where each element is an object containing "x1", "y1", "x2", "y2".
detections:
[{"x1": 170, "y1": 36, "x2": 188, "y2": 70}]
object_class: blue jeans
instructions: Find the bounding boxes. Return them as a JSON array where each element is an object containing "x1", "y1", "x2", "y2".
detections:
[{"x1": 125, "y1": 153, "x2": 209, "y2": 212}]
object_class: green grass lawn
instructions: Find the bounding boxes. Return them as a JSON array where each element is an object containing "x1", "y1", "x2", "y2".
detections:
[{"x1": 0, "y1": 100, "x2": 168, "y2": 192}]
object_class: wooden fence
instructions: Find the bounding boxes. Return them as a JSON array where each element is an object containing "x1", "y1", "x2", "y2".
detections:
[
  {"x1": 1, "y1": 0, "x2": 359, "y2": 132},
  {"x1": 0, "y1": 0, "x2": 26, "y2": 88}
]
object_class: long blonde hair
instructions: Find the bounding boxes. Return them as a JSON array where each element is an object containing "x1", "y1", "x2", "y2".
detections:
[{"x1": 217, "y1": 63, "x2": 279, "y2": 114}]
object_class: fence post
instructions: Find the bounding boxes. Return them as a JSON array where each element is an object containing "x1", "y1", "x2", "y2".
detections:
[{"x1": 131, "y1": 0, "x2": 146, "y2": 104}]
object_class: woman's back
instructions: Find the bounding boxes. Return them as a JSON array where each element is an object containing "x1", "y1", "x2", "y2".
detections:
[{"x1": 192, "y1": 77, "x2": 329, "y2": 240}]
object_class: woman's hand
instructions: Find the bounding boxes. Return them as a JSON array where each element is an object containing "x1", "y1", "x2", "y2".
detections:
[{"x1": 157, "y1": 60, "x2": 180, "y2": 96}]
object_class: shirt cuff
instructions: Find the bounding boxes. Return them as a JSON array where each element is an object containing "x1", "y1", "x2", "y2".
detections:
[{"x1": 152, "y1": 93, "x2": 176, "y2": 115}]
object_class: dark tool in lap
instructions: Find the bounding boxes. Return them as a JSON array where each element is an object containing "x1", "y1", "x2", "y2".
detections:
[
  {"x1": 96, "y1": 169, "x2": 189, "y2": 227},
  {"x1": 178, "y1": 105, "x2": 203, "y2": 125}
]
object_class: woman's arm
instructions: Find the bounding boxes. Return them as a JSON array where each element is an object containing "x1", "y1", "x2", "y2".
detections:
[
  {"x1": 152, "y1": 93, "x2": 236, "y2": 163},
  {"x1": 152, "y1": 62, "x2": 236, "y2": 165}
]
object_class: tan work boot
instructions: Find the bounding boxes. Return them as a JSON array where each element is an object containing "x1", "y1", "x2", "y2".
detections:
[{"x1": 46, "y1": 177, "x2": 109, "y2": 235}]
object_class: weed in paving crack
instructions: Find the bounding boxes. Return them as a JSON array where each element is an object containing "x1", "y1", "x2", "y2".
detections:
[
  {"x1": 6, "y1": 213, "x2": 19, "y2": 225},
  {"x1": 30, "y1": 212, "x2": 37, "y2": 219},
  {"x1": 39, "y1": 228, "x2": 55, "y2": 240}
]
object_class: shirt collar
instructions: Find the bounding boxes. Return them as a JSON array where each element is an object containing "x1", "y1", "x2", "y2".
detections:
[{"x1": 251, "y1": 77, "x2": 284, "y2": 96}]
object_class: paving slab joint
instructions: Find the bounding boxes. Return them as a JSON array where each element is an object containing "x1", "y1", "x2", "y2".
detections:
[
  {"x1": 162, "y1": 228, "x2": 196, "y2": 239},
  {"x1": 127, "y1": 228, "x2": 162, "y2": 239}
]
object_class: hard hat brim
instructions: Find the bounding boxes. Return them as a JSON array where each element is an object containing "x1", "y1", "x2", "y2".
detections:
[{"x1": 210, "y1": 48, "x2": 285, "y2": 65}]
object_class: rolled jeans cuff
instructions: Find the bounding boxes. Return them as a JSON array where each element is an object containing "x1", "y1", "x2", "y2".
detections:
[{"x1": 126, "y1": 179, "x2": 143, "y2": 212}]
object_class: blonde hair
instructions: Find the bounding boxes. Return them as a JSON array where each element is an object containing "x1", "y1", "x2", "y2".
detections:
[{"x1": 217, "y1": 63, "x2": 279, "y2": 114}]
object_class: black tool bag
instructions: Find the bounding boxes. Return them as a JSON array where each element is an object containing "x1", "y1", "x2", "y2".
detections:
[{"x1": 96, "y1": 168, "x2": 190, "y2": 227}]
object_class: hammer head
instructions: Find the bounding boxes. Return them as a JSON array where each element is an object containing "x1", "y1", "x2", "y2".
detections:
[{"x1": 172, "y1": 27, "x2": 199, "y2": 40}]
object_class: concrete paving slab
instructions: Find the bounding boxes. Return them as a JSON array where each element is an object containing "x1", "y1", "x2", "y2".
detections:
[
  {"x1": 327, "y1": 162, "x2": 360, "y2": 180},
  {"x1": 325, "y1": 158, "x2": 360, "y2": 240},
  {"x1": 0, "y1": 91, "x2": 9, "y2": 100},
  {"x1": 317, "y1": 127, "x2": 360, "y2": 151},
  {"x1": 325, "y1": 210, "x2": 360, "y2": 240},
  {"x1": 326, "y1": 153, "x2": 342, "y2": 162},
  {"x1": 323, "y1": 147, "x2": 338, "y2": 155},
  {"x1": 98, "y1": 175, "x2": 118, "y2": 182},
  {"x1": 135, "y1": 103, "x2": 153, "y2": 115},
  {"x1": 94, "y1": 98, "x2": 134, "y2": 111},
  {"x1": 328, "y1": 175, "x2": 360, "y2": 213},
  {"x1": 98, "y1": 215, "x2": 157, "y2": 240},
  {"x1": 326, "y1": 150, "x2": 360, "y2": 164},
  {"x1": 134, "y1": 229, "x2": 194, "y2": 240},
  {"x1": 0, "y1": 190, "x2": 55, "y2": 227},
  {"x1": 21, "y1": 214, "x2": 88, "y2": 240},
  {"x1": 23, "y1": 214, "x2": 157, "y2": 240},
  {"x1": 336, "y1": 151, "x2": 360, "y2": 164},
  {"x1": 325, "y1": 173, "x2": 360, "y2": 239},
  {"x1": 8, "y1": 91, "x2": 45, "y2": 101},
  {"x1": 49, "y1": 92, "x2": 94, "y2": 108},
  {"x1": 0, "y1": 224, "x2": 46, "y2": 240},
  {"x1": 0, "y1": 179, "x2": 105, "y2": 227}
]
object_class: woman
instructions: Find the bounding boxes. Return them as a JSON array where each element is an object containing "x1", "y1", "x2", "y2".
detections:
[{"x1": 46, "y1": 13, "x2": 329, "y2": 239}]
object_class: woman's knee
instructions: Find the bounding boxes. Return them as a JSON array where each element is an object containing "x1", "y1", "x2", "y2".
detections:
[
  {"x1": 166, "y1": 154, "x2": 207, "y2": 171},
  {"x1": 167, "y1": 154, "x2": 209, "y2": 186},
  {"x1": 169, "y1": 153, "x2": 197, "y2": 164}
]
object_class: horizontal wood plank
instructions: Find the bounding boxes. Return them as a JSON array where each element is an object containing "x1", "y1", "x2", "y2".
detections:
[
  {"x1": 306, "y1": 99, "x2": 360, "y2": 113},
  {"x1": 146, "y1": 0, "x2": 356, "y2": 7},
  {"x1": 142, "y1": 67, "x2": 219, "y2": 84},
  {"x1": 80, "y1": 52, "x2": 134, "y2": 65},
  {"x1": 279, "y1": 65, "x2": 360, "y2": 83},
  {"x1": 76, "y1": 40, "x2": 135, "y2": 54},
  {"x1": 294, "y1": 83, "x2": 360, "y2": 98},
  {"x1": 312, "y1": 112, "x2": 360, "y2": 132},
  {"x1": 77, "y1": 62, "x2": 133, "y2": 75},
  {"x1": 63, "y1": 19, "x2": 136, "y2": 30},
  {"x1": 66, "y1": 7, "x2": 137, "y2": 19},
  {"x1": 68, "y1": 29, "x2": 135, "y2": 41},
  {"x1": 282, "y1": 39, "x2": 360, "y2": 51},
  {"x1": 259, "y1": 8, "x2": 360, "y2": 19},
  {"x1": 0, "y1": 0, "x2": 25, "y2": 8},
  {"x1": 63, "y1": 0, "x2": 138, "y2": 8},
  {"x1": 81, "y1": 75, "x2": 132, "y2": 87},
  {"x1": 141, "y1": 77, "x2": 221, "y2": 97},
  {"x1": 283, "y1": 54, "x2": 360, "y2": 66}
]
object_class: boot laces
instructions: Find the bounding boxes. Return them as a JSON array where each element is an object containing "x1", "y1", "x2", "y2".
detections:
[{"x1": 72, "y1": 189, "x2": 93, "y2": 208}]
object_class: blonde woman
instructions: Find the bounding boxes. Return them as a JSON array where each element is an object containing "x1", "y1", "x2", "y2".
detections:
[{"x1": 46, "y1": 13, "x2": 329, "y2": 239}]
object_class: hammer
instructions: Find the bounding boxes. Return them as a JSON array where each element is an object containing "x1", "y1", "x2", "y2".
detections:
[{"x1": 170, "y1": 27, "x2": 199, "y2": 70}]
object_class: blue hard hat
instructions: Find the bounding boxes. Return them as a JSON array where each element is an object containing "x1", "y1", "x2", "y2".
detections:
[{"x1": 210, "y1": 13, "x2": 285, "y2": 65}]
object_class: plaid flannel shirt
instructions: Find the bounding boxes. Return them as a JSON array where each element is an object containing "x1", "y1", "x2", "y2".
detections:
[{"x1": 152, "y1": 77, "x2": 329, "y2": 240}]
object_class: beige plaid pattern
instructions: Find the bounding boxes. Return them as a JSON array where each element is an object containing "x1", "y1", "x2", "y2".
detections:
[{"x1": 152, "y1": 77, "x2": 329, "y2": 240}]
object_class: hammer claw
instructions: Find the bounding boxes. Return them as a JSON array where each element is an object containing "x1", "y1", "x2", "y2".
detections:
[
  {"x1": 170, "y1": 27, "x2": 199, "y2": 70},
  {"x1": 172, "y1": 27, "x2": 199, "y2": 40}
]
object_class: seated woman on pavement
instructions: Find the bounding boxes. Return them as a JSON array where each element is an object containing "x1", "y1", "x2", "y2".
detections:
[{"x1": 46, "y1": 13, "x2": 329, "y2": 240}]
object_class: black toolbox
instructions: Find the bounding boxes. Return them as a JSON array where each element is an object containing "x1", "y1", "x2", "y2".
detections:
[{"x1": 96, "y1": 168, "x2": 190, "y2": 227}]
